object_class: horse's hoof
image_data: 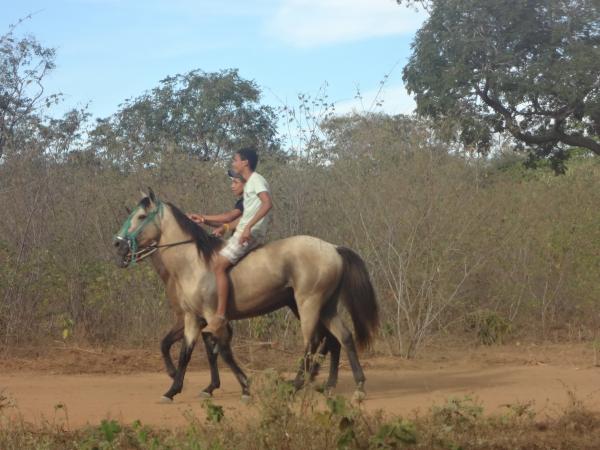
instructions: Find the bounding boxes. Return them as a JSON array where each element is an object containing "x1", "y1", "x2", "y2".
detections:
[
  {"x1": 352, "y1": 389, "x2": 366, "y2": 403},
  {"x1": 199, "y1": 391, "x2": 212, "y2": 399},
  {"x1": 159, "y1": 396, "x2": 173, "y2": 404},
  {"x1": 240, "y1": 394, "x2": 251, "y2": 404}
]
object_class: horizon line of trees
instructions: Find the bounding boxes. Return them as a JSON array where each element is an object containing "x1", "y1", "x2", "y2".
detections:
[{"x1": 3, "y1": 0, "x2": 600, "y2": 171}]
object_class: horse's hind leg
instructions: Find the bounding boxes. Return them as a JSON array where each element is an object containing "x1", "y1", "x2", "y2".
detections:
[
  {"x1": 294, "y1": 328, "x2": 323, "y2": 390},
  {"x1": 217, "y1": 325, "x2": 251, "y2": 401},
  {"x1": 161, "y1": 312, "x2": 201, "y2": 402},
  {"x1": 293, "y1": 298, "x2": 323, "y2": 390},
  {"x1": 308, "y1": 325, "x2": 330, "y2": 381},
  {"x1": 288, "y1": 296, "x2": 341, "y2": 391},
  {"x1": 322, "y1": 314, "x2": 366, "y2": 401}
]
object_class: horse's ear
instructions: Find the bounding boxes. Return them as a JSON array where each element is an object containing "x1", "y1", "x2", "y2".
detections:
[
  {"x1": 139, "y1": 189, "x2": 147, "y2": 199},
  {"x1": 148, "y1": 187, "x2": 157, "y2": 203}
]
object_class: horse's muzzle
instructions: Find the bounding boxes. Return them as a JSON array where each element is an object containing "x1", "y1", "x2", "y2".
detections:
[{"x1": 113, "y1": 237, "x2": 132, "y2": 268}]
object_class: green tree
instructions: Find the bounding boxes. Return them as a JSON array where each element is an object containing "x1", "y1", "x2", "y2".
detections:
[
  {"x1": 0, "y1": 18, "x2": 62, "y2": 158},
  {"x1": 89, "y1": 69, "x2": 281, "y2": 166},
  {"x1": 401, "y1": 0, "x2": 600, "y2": 172}
]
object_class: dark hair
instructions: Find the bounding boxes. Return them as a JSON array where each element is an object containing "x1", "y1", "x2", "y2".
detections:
[
  {"x1": 166, "y1": 202, "x2": 223, "y2": 261},
  {"x1": 227, "y1": 169, "x2": 245, "y2": 181},
  {"x1": 236, "y1": 147, "x2": 258, "y2": 171}
]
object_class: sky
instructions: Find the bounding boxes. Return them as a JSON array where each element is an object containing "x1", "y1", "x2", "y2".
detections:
[{"x1": 2, "y1": 0, "x2": 427, "y2": 134}]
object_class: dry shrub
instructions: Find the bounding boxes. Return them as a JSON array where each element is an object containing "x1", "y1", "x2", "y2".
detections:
[{"x1": 1, "y1": 115, "x2": 600, "y2": 358}]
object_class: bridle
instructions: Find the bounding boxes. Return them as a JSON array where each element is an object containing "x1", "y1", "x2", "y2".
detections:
[{"x1": 115, "y1": 200, "x2": 194, "y2": 265}]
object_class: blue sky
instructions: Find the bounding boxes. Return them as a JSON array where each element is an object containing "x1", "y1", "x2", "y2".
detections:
[{"x1": 2, "y1": 0, "x2": 426, "y2": 129}]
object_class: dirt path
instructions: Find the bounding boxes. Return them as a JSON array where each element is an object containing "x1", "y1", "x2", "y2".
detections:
[{"x1": 2, "y1": 359, "x2": 600, "y2": 428}]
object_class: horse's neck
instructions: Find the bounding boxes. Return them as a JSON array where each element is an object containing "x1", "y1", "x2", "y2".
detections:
[{"x1": 152, "y1": 208, "x2": 210, "y2": 280}]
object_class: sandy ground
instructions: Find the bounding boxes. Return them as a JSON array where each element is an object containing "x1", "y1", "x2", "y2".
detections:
[{"x1": 2, "y1": 343, "x2": 600, "y2": 428}]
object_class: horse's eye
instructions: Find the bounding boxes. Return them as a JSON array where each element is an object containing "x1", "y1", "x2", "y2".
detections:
[{"x1": 139, "y1": 215, "x2": 147, "y2": 220}]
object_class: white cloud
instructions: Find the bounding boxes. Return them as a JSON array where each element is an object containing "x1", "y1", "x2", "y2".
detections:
[
  {"x1": 333, "y1": 83, "x2": 415, "y2": 116},
  {"x1": 266, "y1": 0, "x2": 427, "y2": 47}
]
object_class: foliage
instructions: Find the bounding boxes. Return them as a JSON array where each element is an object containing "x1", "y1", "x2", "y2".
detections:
[
  {"x1": 88, "y1": 69, "x2": 282, "y2": 167},
  {"x1": 370, "y1": 418, "x2": 417, "y2": 448},
  {"x1": 431, "y1": 395, "x2": 484, "y2": 432},
  {"x1": 201, "y1": 400, "x2": 225, "y2": 424},
  {"x1": 402, "y1": 0, "x2": 600, "y2": 171},
  {"x1": 0, "y1": 17, "x2": 61, "y2": 158},
  {"x1": 3, "y1": 385, "x2": 600, "y2": 449},
  {"x1": 465, "y1": 310, "x2": 512, "y2": 345},
  {"x1": 0, "y1": 18, "x2": 90, "y2": 161}
]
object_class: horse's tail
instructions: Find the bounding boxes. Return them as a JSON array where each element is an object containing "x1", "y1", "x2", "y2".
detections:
[{"x1": 336, "y1": 246, "x2": 379, "y2": 350}]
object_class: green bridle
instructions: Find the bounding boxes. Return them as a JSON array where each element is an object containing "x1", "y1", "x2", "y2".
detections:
[{"x1": 115, "y1": 200, "x2": 164, "y2": 265}]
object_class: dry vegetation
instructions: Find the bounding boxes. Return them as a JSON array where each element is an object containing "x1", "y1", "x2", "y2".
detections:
[
  {"x1": 1, "y1": 115, "x2": 599, "y2": 359},
  {"x1": 2, "y1": 371, "x2": 600, "y2": 449}
]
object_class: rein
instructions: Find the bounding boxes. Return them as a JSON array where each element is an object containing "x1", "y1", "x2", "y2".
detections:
[{"x1": 130, "y1": 239, "x2": 195, "y2": 263}]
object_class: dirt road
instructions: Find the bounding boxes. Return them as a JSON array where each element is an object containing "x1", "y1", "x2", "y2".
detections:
[{"x1": 2, "y1": 344, "x2": 600, "y2": 428}]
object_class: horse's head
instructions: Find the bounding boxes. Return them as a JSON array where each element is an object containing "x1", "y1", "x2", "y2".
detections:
[{"x1": 114, "y1": 188, "x2": 163, "y2": 268}]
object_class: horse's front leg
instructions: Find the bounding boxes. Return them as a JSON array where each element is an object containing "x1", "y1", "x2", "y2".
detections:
[
  {"x1": 199, "y1": 320, "x2": 221, "y2": 398},
  {"x1": 160, "y1": 318, "x2": 184, "y2": 379},
  {"x1": 161, "y1": 312, "x2": 200, "y2": 402},
  {"x1": 213, "y1": 325, "x2": 251, "y2": 401},
  {"x1": 316, "y1": 330, "x2": 341, "y2": 393}
]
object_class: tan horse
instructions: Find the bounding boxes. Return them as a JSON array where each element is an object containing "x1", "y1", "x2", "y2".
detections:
[{"x1": 114, "y1": 190, "x2": 379, "y2": 401}]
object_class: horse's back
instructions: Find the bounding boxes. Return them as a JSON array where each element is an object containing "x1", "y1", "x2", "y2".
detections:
[
  {"x1": 230, "y1": 235, "x2": 342, "y2": 299},
  {"x1": 235, "y1": 235, "x2": 340, "y2": 273}
]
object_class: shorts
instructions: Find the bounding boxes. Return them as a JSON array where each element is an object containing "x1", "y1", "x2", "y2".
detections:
[{"x1": 219, "y1": 232, "x2": 260, "y2": 264}]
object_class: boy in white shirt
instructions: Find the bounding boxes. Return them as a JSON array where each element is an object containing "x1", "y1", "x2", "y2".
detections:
[{"x1": 203, "y1": 147, "x2": 273, "y2": 338}]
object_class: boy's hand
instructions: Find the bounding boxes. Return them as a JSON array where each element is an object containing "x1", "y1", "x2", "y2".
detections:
[
  {"x1": 240, "y1": 227, "x2": 251, "y2": 245},
  {"x1": 188, "y1": 213, "x2": 205, "y2": 224}
]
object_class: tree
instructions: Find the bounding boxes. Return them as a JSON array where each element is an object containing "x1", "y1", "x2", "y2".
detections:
[
  {"x1": 89, "y1": 69, "x2": 281, "y2": 166},
  {"x1": 401, "y1": 0, "x2": 600, "y2": 172},
  {"x1": 0, "y1": 18, "x2": 62, "y2": 158}
]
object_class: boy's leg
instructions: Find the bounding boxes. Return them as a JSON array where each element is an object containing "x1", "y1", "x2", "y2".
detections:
[
  {"x1": 203, "y1": 232, "x2": 259, "y2": 338},
  {"x1": 203, "y1": 254, "x2": 233, "y2": 337}
]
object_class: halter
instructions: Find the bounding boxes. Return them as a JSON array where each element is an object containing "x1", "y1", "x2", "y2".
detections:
[{"x1": 115, "y1": 200, "x2": 193, "y2": 265}]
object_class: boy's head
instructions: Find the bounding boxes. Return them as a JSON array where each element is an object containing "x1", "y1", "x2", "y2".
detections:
[
  {"x1": 233, "y1": 146, "x2": 258, "y2": 172},
  {"x1": 227, "y1": 169, "x2": 246, "y2": 196}
]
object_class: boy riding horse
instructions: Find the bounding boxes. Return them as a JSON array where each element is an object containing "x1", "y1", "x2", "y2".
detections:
[{"x1": 203, "y1": 147, "x2": 272, "y2": 338}]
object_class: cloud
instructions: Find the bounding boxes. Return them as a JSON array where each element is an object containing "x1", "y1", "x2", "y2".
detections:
[
  {"x1": 333, "y1": 83, "x2": 415, "y2": 116},
  {"x1": 266, "y1": 0, "x2": 427, "y2": 47}
]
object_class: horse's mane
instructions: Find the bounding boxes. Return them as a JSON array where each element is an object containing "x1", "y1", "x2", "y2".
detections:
[{"x1": 165, "y1": 201, "x2": 223, "y2": 261}]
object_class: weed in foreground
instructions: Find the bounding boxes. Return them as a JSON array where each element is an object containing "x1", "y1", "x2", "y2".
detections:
[{"x1": 2, "y1": 380, "x2": 600, "y2": 449}]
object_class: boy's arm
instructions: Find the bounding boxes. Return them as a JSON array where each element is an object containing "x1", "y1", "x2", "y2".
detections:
[
  {"x1": 229, "y1": 216, "x2": 241, "y2": 231},
  {"x1": 189, "y1": 209, "x2": 242, "y2": 227},
  {"x1": 240, "y1": 191, "x2": 272, "y2": 243},
  {"x1": 213, "y1": 216, "x2": 241, "y2": 237}
]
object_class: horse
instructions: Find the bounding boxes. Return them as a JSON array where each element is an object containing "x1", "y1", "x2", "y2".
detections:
[
  {"x1": 114, "y1": 189, "x2": 379, "y2": 402},
  {"x1": 136, "y1": 204, "x2": 342, "y2": 397}
]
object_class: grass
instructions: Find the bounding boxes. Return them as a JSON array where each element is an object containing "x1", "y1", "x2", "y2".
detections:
[{"x1": 2, "y1": 372, "x2": 600, "y2": 450}]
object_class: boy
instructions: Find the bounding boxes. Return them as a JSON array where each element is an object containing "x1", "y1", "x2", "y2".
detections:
[
  {"x1": 203, "y1": 147, "x2": 272, "y2": 337},
  {"x1": 189, "y1": 170, "x2": 245, "y2": 236}
]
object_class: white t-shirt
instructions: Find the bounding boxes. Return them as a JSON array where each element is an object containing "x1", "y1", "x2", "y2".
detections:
[{"x1": 236, "y1": 172, "x2": 271, "y2": 240}]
